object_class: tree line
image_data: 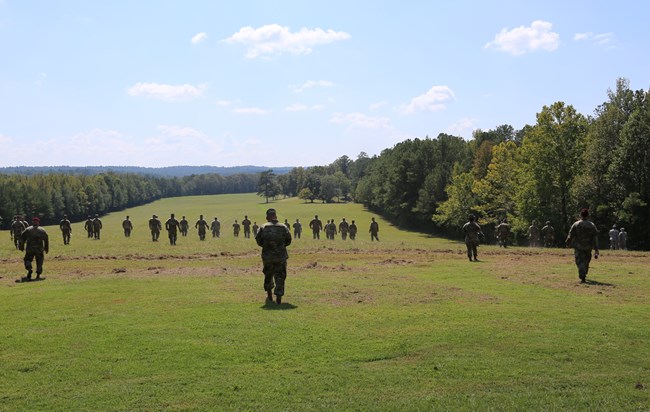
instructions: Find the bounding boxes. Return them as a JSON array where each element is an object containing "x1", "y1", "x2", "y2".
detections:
[{"x1": 261, "y1": 78, "x2": 649, "y2": 250}]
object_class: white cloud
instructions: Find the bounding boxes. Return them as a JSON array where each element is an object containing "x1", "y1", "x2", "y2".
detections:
[
  {"x1": 127, "y1": 82, "x2": 205, "y2": 102},
  {"x1": 575, "y1": 32, "x2": 616, "y2": 48},
  {"x1": 369, "y1": 101, "x2": 388, "y2": 110},
  {"x1": 191, "y1": 32, "x2": 208, "y2": 44},
  {"x1": 35, "y1": 72, "x2": 47, "y2": 86},
  {"x1": 400, "y1": 86, "x2": 455, "y2": 114},
  {"x1": 290, "y1": 80, "x2": 334, "y2": 93},
  {"x1": 224, "y1": 24, "x2": 350, "y2": 58},
  {"x1": 574, "y1": 32, "x2": 593, "y2": 41},
  {"x1": 330, "y1": 112, "x2": 392, "y2": 129},
  {"x1": 232, "y1": 107, "x2": 270, "y2": 115},
  {"x1": 158, "y1": 125, "x2": 205, "y2": 138},
  {"x1": 445, "y1": 118, "x2": 479, "y2": 138},
  {"x1": 0, "y1": 133, "x2": 11, "y2": 144},
  {"x1": 485, "y1": 20, "x2": 559, "y2": 56},
  {"x1": 216, "y1": 99, "x2": 236, "y2": 107},
  {"x1": 285, "y1": 104, "x2": 325, "y2": 112}
]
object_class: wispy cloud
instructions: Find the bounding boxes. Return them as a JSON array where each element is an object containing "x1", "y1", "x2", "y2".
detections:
[
  {"x1": 216, "y1": 99, "x2": 237, "y2": 107},
  {"x1": 191, "y1": 32, "x2": 208, "y2": 44},
  {"x1": 485, "y1": 20, "x2": 559, "y2": 56},
  {"x1": 224, "y1": 24, "x2": 350, "y2": 58},
  {"x1": 232, "y1": 107, "x2": 270, "y2": 115},
  {"x1": 574, "y1": 31, "x2": 616, "y2": 48},
  {"x1": 369, "y1": 101, "x2": 388, "y2": 110},
  {"x1": 400, "y1": 86, "x2": 455, "y2": 114},
  {"x1": 289, "y1": 80, "x2": 334, "y2": 93},
  {"x1": 127, "y1": 82, "x2": 205, "y2": 102},
  {"x1": 285, "y1": 104, "x2": 325, "y2": 112},
  {"x1": 330, "y1": 112, "x2": 392, "y2": 129},
  {"x1": 35, "y1": 72, "x2": 47, "y2": 87},
  {"x1": 445, "y1": 118, "x2": 479, "y2": 138}
]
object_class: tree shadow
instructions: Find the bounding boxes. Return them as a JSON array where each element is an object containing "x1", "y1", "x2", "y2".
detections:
[
  {"x1": 585, "y1": 279, "x2": 615, "y2": 287},
  {"x1": 261, "y1": 301, "x2": 298, "y2": 310}
]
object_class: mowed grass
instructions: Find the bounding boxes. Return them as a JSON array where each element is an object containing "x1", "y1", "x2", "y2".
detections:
[{"x1": 0, "y1": 193, "x2": 649, "y2": 411}]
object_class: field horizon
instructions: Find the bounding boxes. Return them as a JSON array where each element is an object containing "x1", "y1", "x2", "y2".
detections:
[{"x1": 1, "y1": 193, "x2": 648, "y2": 411}]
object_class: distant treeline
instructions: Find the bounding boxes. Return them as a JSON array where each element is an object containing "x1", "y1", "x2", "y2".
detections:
[
  {"x1": 0, "y1": 172, "x2": 257, "y2": 226},
  {"x1": 0, "y1": 165, "x2": 292, "y2": 177}
]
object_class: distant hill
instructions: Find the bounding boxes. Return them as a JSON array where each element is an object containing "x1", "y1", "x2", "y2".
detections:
[{"x1": 0, "y1": 165, "x2": 294, "y2": 177}]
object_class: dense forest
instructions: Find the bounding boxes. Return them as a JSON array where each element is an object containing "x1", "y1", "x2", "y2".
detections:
[{"x1": 0, "y1": 165, "x2": 292, "y2": 177}]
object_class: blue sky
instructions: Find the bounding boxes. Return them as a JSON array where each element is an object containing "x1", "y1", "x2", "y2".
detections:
[{"x1": 1, "y1": 0, "x2": 649, "y2": 167}]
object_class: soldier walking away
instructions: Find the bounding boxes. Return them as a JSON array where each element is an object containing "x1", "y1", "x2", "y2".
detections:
[
  {"x1": 619, "y1": 228, "x2": 628, "y2": 250},
  {"x1": 255, "y1": 208, "x2": 292, "y2": 305},
  {"x1": 179, "y1": 216, "x2": 189, "y2": 237},
  {"x1": 608, "y1": 224, "x2": 620, "y2": 250},
  {"x1": 369, "y1": 217, "x2": 379, "y2": 241},
  {"x1": 211, "y1": 217, "x2": 221, "y2": 238},
  {"x1": 541, "y1": 221, "x2": 555, "y2": 247},
  {"x1": 233, "y1": 220, "x2": 241, "y2": 237},
  {"x1": 328, "y1": 219, "x2": 338, "y2": 240},
  {"x1": 566, "y1": 208, "x2": 599, "y2": 284},
  {"x1": 242, "y1": 215, "x2": 252, "y2": 238},
  {"x1": 165, "y1": 213, "x2": 181, "y2": 245},
  {"x1": 309, "y1": 215, "x2": 322, "y2": 239},
  {"x1": 149, "y1": 214, "x2": 162, "y2": 241},
  {"x1": 84, "y1": 215, "x2": 94, "y2": 238},
  {"x1": 349, "y1": 220, "x2": 358, "y2": 240},
  {"x1": 252, "y1": 222, "x2": 259, "y2": 237},
  {"x1": 495, "y1": 218, "x2": 511, "y2": 248},
  {"x1": 122, "y1": 215, "x2": 133, "y2": 237},
  {"x1": 284, "y1": 219, "x2": 291, "y2": 231},
  {"x1": 11, "y1": 215, "x2": 27, "y2": 249},
  {"x1": 18, "y1": 217, "x2": 49, "y2": 282},
  {"x1": 462, "y1": 215, "x2": 484, "y2": 262},
  {"x1": 528, "y1": 220, "x2": 540, "y2": 247},
  {"x1": 292, "y1": 219, "x2": 302, "y2": 239},
  {"x1": 195, "y1": 215, "x2": 209, "y2": 240},
  {"x1": 339, "y1": 218, "x2": 349, "y2": 240},
  {"x1": 59, "y1": 214, "x2": 72, "y2": 245},
  {"x1": 92, "y1": 214, "x2": 103, "y2": 239}
]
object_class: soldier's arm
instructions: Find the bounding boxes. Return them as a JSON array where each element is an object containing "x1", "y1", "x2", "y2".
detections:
[{"x1": 44, "y1": 232, "x2": 49, "y2": 253}]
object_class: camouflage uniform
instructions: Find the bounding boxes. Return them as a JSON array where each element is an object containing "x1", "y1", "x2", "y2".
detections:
[
  {"x1": 59, "y1": 215, "x2": 72, "y2": 245},
  {"x1": 284, "y1": 219, "x2": 291, "y2": 231},
  {"x1": 11, "y1": 217, "x2": 27, "y2": 249},
  {"x1": 541, "y1": 222, "x2": 555, "y2": 247},
  {"x1": 233, "y1": 220, "x2": 240, "y2": 237},
  {"x1": 165, "y1": 214, "x2": 181, "y2": 245},
  {"x1": 252, "y1": 222, "x2": 259, "y2": 237},
  {"x1": 566, "y1": 211, "x2": 599, "y2": 283},
  {"x1": 84, "y1": 216, "x2": 94, "y2": 238},
  {"x1": 92, "y1": 215, "x2": 102, "y2": 239},
  {"x1": 242, "y1": 216, "x2": 252, "y2": 238},
  {"x1": 292, "y1": 219, "x2": 302, "y2": 239},
  {"x1": 179, "y1": 217, "x2": 189, "y2": 236},
  {"x1": 495, "y1": 220, "x2": 511, "y2": 248},
  {"x1": 462, "y1": 217, "x2": 484, "y2": 261},
  {"x1": 528, "y1": 222, "x2": 540, "y2": 247},
  {"x1": 19, "y1": 219, "x2": 49, "y2": 280},
  {"x1": 309, "y1": 216, "x2": 323, "y2": 239},
  {"x1": 122, "y1": 216, "x2": 133, "y2": 237},
  {"x1": 339, "y1": 218, "x2": 349, "y2": 240},
  {"x1": 369, "y1": 218, "x2": 379, "y2": 241},
  {"x1": 608, "y1": 225, "x2": 620, "y2": 250},
  {"x1": 195, "y1": 216, "x2": 209, "y2": 240},
  {"x1": 211, "y1": 218, "x2": 221, "y2": 238},
  {"x1": 618, "y1": 228, "x2": 628, "y2": 250},
  {"x1": 349, "y1": 221, "x2": 358, "y2": 240},
  {"x1": 256, "y1": 209, "x2": 292, "y2": 303},
  {"x1": 149, "y1": 215, "x2": 162, "y2": 241}
]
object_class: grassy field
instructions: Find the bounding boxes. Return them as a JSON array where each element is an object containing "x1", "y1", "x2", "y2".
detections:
[{"x1": 1, "y1": 193, "x2": 649, "y2": 411}]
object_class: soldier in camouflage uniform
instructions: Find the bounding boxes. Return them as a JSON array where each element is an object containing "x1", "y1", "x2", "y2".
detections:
[
  {"x1": 59, "y1": 214, "x2": 72, "y2": 245},
  {"x1": 541, "y1": 221, "x2": 555, "y2": 247},
  {"x1": 149, "y1": 214, "x2": 162, "y2": 241},
  {"x1": 233, "y1": 220, "x2": 241, "y2": 237},
  {"x1": 242, "y1": 215, "x2": 252, "y2": 238},
  {"x1": 462, "y1": 215, "x2": 484, "y2": 262},
  {"x1": 292, "y1": 219, "x2": 302, "y2": 239},
  {"x1": 84, "y1": 216, "x2": 94, "y2": 238},
  {"x1": 618, "y1": 228, "x2": 628, "y2": 250},
  {"x1": 92, "y1": 214, "x2": 103, "y2": 240},
  {"x1": 179, "y1": 216, "x2": 189, "y2": 237},
  {"x1": 18, "y1": 217, "x2": 49, "y2": 282},
  {"x1": 195, "y1": 215, "x2": 209, "y2": 241},
  {"x1": 495, "y1": 218, "x2": 511, "y2": 248},
  {"x1": 165, "y1": 213, "x2": 181, "y2": 245},
  {"x1": 309, "y1": 215, "x2": 323, "y2": 239},
  {"x1": 284, "y1": 219, "x2": 291, "y2": 231},
  {"x1": 255, "y1": 208, "x2": 292, "y2": 305},
  {"x1": 11, "y1": 215, "x2": 27, "y2": 249},
  {"x1": 328, "y1": 219, "x2": 338, "y2": 240},
  {"x1": 528, "y1": 221, "x2": 540, "y2": 247},
  {"x1": 566, "y1": 208, "x2": 599, "y2": 283},
  {"x1": 349, "y1": 220, "x2": 358, "y2": 240},
  {"x1": 369, "y1": 217, "x2": 379, "y2": 241},
  {"x1": 608, "y1": 225, "x2": 620, "y2": 250},
  {"x1": 252, "y1": 222, "x2": 259, "y2": 237},
  {"x1": 122, "y1": 216, "x2": 133, "y2": 237},
  {"x1": 339, "y1": 218, "x2": 350, "y2": 240},
  {"x1": 211, "y1": 217, "x2": 221, "y2": 238}
]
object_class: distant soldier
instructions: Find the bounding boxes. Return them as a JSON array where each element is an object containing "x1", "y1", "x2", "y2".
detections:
[
  {"x1": 369, "y1": 217, "x2": 379, "y2": 241},
  {"x1": 541, "y1": 221, "x2": 555, "y2": 247},
  {"x1": 566, "y1": 208, "x2": 599, "y2": 284},
  {"x1": 462, "y1": 214, "x2": 484, "y2": 262},
  {"x1": 242, "y1": 215, "x2": 252, "y2": 238},
  {"x1": 284, "y1": 219, "x2": 291, "y2": 231},
  {"x1": 84, "y1": 215, "x2": 94, "y2": 238},
  {"x1": 165, "y1": 213, "x2": 181, "y2": 245},
  {"x1": 339, "y1": 218, "x2": 350, "y2": 240},
  {"x1": 18, "y1": 217, "x2": 49, "y2": 282},
  {"x1": 608, "y1": 225, "x2": 620, "y2": 250},
  {"x1": 59, "y1": 214, "x2": 72, "y2": 245},
  {"x1": 179, "y1": 216, "x2": 189, "y2": 237},
  {"x1": 11, "y1": 215, "x2": 27, "y2": 249},
  {"x1": 211, "y1": 217, "x2": 221, "y2": 238},
  {"x1": 349, "y1": 220, "x2": 358, "y2": 240},
  {"x1": 148, "y1": 214, "x2": 162, "y2": 241},
  {"x1": 495, "y1": 218, "x2": 511, "y2": 248},
  {"x1": 252, "y1": 222, "x2": 259, "y2": 237},
  {"x1": 233, "y1": 220, "x2": 241, "y2": 237},
  {"x1": 195, "y1": 215, "x2": 209, "y2": 240},
  {"x1": 327, "y1": 219, "x2": 337, "y2": 240},
  {"x1": 309, "y1": 215, "x2": 323, "y2": 239},
  {"x1": 92, "y1": 214, "x2": 103, "y2": 240},
  {"x1": 528, "y1": 221, "x2": 540, "y2": 247},
  {"x1": 255, "y1": 208, "x2": 292, "y2": 305},
  {"x1": 292, "y1": 219, "x2": 302, "y2": 239},
  {"x1": 122, "y1": 215, "x2": 133, "y2": 237},
  {"x1": 619, "y1": 228, "x2": 628, "y2": 250}
]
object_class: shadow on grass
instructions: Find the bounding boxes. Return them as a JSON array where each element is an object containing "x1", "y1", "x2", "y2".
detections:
[
  {"x1": 261, "y1": 302, "x2": 298, "y2": 310},
  {"x1": 585, "y1": 279, "x2": 615, "y2": 287}
]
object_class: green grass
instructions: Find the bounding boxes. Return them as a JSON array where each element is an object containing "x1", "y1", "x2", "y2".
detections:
[{"x1": 1, "y1": 193, "x2": 649, "y2": 411}]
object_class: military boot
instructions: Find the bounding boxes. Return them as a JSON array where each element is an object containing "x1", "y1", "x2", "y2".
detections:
[{"x1": 276, "y1": 296, "x2": 282, "y2": 305}]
